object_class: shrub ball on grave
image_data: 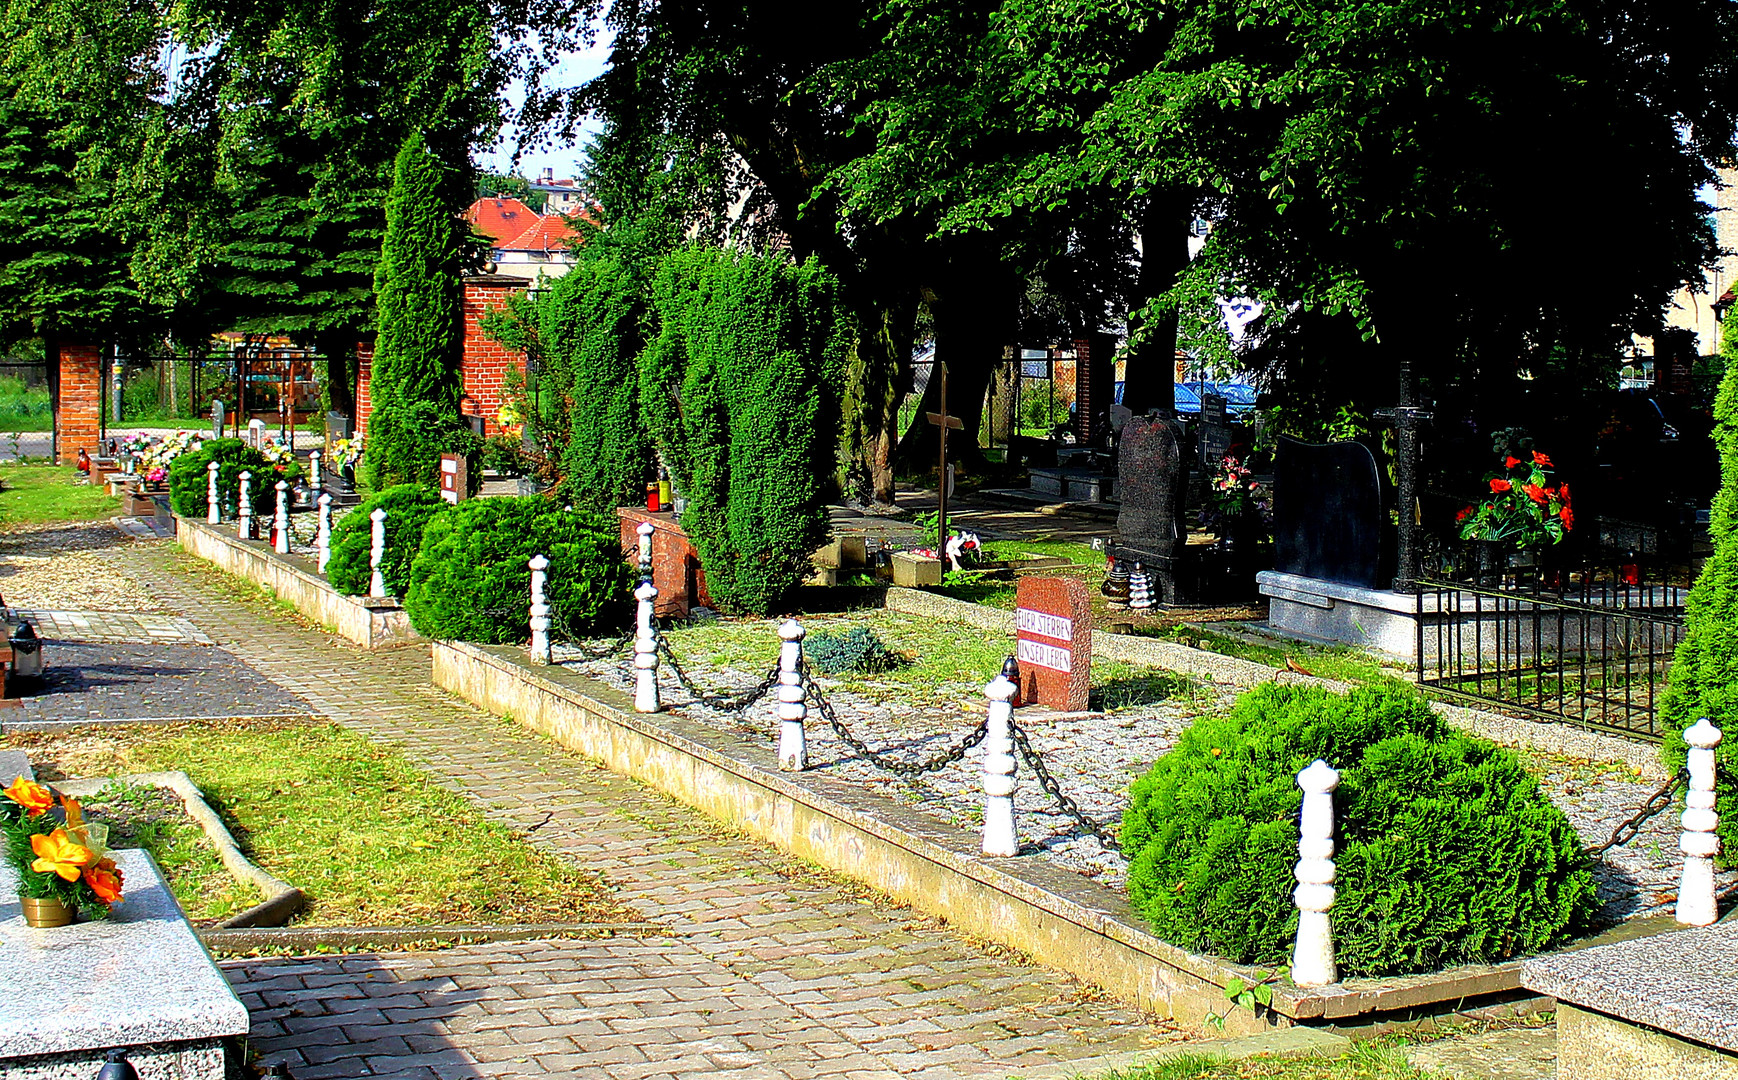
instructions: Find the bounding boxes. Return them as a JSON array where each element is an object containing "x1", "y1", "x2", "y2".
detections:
[
  {"x1": 326, "y1": 484, "x2": 448, "y2": 597},
  {"x1": 1120, "y1": 682, "x2": 1595, "y2": 977},
  {"x1": 360, "y1": 400, "x2": 483, "y2": 492},
  {"x1": 404, "y1": 496, "x2": 632, "y2": 643},
  {"x1": 168, "y1": 437, "x2": 302, "y2": 519}
]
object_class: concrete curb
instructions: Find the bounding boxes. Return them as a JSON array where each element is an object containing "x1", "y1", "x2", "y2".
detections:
[
  {"x1": 1007, "y1": 1026, "x2": 1353, "y2": 1078},
  {"x1": 55, "y1": 771, "x2": 304, "y2": 928},
  {"x1": 200, "y1": 922, "x2": 671, "y2": 953}
]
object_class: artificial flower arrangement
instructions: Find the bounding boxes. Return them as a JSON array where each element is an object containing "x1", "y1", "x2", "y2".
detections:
[
  {"x1": 330, "y1": 436, "x2": 364, "y2": 469},
  {"x1": 1205, "y1": 455, "x2": 1271, "y2": 528},
  {"x1": 1457, "y1": 448, "x2": 1573, "y2": 549},
  {"x1": 258, "y1": 438, "x2": 297, "y2": 470},
  {"x1": 119, "y1": 432, "x2": 154, "y2": 456},
  {"x1": 2, "y1": 776, "x2": 124, "y2": 925},
  {"x1": 139, "y1": 430, "x2": 202, "y2": 474}
]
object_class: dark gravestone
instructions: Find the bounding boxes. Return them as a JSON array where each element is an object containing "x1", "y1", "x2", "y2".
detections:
[
  {"x1": 1114, "y1": 415, "x2": 1189, "y2": 603},
  {"x1": 1200, "y1": 393, "x2": 1233, "y2": 464},
  {"x1": 1272, "y1": 436, "x2": 1384, "y2": 589}
]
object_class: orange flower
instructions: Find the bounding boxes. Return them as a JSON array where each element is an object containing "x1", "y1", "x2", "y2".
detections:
[
  {"x1": 4, "y1": 776, "x2": 53, "y2": 817},
  {"x1": 1560, "y1": 505, "x2": 1574, "y2": 529},
  {"x1": 1490, "y1": 479, "x2": 1512, "y2": 493},
  {"x1": 1504, "y1": 455, "x2": 1521, "y2": 469},
  {"x1": 30, "y1": 829, "x2": 95, "y2": 882},
  {"x1": 1523, "y1": 483, "x2": 1548, "y2": 504},
  {"x1": 1456, "y1": 506, "x2": 1474, "y2": 522},
  {"x1": 1532, "y1": 450, "x2": 1553, "y2": 467},
  {"x1": 83, "y1": 858, "x2": 124, "y2": 905},
  {"x1": 1559, "y1": 482, "x2": 1571, "y2": 506}
]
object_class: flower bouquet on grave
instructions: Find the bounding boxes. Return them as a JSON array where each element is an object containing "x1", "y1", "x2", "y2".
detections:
[
  {"x1": 1204, "y1": 455, "x2": 1270, "y2": 532},
  {"x1": 1457, "y1": 447, "x2": 1572, "y2": 551},
  {"x1": 2, "y1": 777, "x2": 124, "y2": 926}
]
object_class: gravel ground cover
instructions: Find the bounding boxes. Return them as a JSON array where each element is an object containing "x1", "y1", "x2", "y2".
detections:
[
  {"x1": 0, "y1": 520, "x2": 164, "y2": 612},
  {"x1": 16, "y1": 641, "x2": 314, "y2": 725},
  {"x1": 556, "y1": 610, "x2": 1730, "y2": 921}
]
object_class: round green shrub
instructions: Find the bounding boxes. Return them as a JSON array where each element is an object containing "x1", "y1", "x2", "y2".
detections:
[
  {"x1": 360, "y1": 400, "x2": 483, "y2": 491},
  {"x1": 404, "y1": 496, "x2": 632, "y2": 643},
  {"x1": 804, "y1": 626, "x2": 905, "y2": 675},
  {"x1": 1121, "y1": 682, "x2": 1595, "y2": 977},
  {"x1": 325, "y1": 485, "x2": 448, "y2": 597},
  {"x1": 168, "y1": 438, "x2": 301, "y2": 519}
]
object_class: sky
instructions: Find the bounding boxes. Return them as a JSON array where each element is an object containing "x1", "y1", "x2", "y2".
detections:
[{"x1": 475, "y1": 35, "x2": 614, "y2": 182}]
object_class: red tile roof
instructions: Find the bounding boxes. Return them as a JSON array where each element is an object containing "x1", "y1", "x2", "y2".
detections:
[
  {"x1": 466, "y1": 198, "x2": 538, "y2": 246},
  {"x1": 502, "y1": 213, "x2": 581, "y2": 253}
]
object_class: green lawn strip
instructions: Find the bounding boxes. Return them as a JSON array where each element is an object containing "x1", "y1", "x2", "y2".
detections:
[
  {"x1": 979, "y1": 537, "x2": 1105, "y2": 567},
  {"x1": 5, "y1": 720, "x2": 636, "y2": 927},
  {"x1": 0, "y1": 464, "x2": 121, "y2": 525},
  {"x1": 663, "y1": 609, "x2": 1203, "y2": 712},
  {"x1": 1140, "y1": 623, "x2": 1410, "y2": 688},
  {"x1": 1097, "y1": 1042, "x2": 1435, "y2": 1080},
  {"x1": 79, "y1": 781, "x2": 264, "y2": 923}
]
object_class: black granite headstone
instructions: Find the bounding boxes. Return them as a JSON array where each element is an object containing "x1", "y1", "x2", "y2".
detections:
[
  {"x1": 1272, "y1": 436, "x2": 1385, "y2": 588},
  {"x1": 1114, "y1": 415, "x2": 1189, "y2": 603},
  {"x1": 1201, "y1": 393, "x2": 1232, "y2": 464}
]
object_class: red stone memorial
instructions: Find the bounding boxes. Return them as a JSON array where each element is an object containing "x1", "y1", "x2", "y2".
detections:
[
  {"x1": 438, "y1": 453, "x2": 468, "y2": 504},
  {"x1": 618, "y1": 507, "x2": 713, "y2": 618},
  {"x1": 1014, "y1": 576, "x2": 1092, "y2": 711}
]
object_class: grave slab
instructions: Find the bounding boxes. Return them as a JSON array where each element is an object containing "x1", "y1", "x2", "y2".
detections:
[
  {"x1": 1014, "y1": 576, "x2": 1091, "y2": 710},
  {"x1": 1522, "y1": 921, "x2": 1738, "y2": 1079},
  {"x1": 0, "y1": 848, "x2": 247, "y2": 1078},
  {"x1": 618, "y1": 508, "x2": 712, "y2": 617}
]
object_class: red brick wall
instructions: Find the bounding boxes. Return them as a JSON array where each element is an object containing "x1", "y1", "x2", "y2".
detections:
[
  {"x1": 54, "y1": 342, "x2": 102, "y2": 465},
  {"x1": 461, "y1": 276, "x2": 530, "y2": 435},
  {"x1": 354, "y1": 340, "x2": 375, "y2": 436}
]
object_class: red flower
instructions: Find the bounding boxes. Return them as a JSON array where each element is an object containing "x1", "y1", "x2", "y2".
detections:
[
  {"x1": 1523, "y1": 483, "x2": 1548, "y2": 504},
  {"x1": 1558, "y1": 483, "x2": 1570, "y2": 506},
  {"x1": 1504, "y1": 456, "x2": 1522, "y2": 469},
  {"x1": 1532, "y1": 450, "x2": 1553, "y2": 467},
  {"x1": 1490, "y1": 479, "x2": 1512, "y2": 493},
  {"x1": 1560, "y1": 505, "x2": 1574, "y2": 529},
  {"x1": 1456, "y1": 506, "x2": 1474, "y2": 522}
]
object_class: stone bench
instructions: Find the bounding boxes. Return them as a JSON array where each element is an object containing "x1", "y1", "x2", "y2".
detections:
[
  {"x1": 1522, "y1": 922, "x2": 1738, "y2": 1079},
  {"x1": 0, "y1": 848, "x2": 248, "y2": 1078}
]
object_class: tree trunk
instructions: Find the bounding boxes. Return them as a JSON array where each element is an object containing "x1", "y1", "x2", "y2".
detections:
[
  {"x1": 840, "y1": 299, "x2": 916, "y2": 507},
  {"x1": 896, "y1": 245, "x2": 1017, "y2": 473},
  {"x1": 1122, "y1": 189, "x2": 1195, "y2": 416},
  {"x1": 318, "y1": 332, "x2": 357, "y2": 418}
]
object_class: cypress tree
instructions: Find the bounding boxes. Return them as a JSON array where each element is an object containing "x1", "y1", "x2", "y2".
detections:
[
  {"x1": 1662, "y1": 308, "x2": 1738, "y2": 852},
  {"x1": 366, "y1": 134, "x2": 463, "y2": 487}
]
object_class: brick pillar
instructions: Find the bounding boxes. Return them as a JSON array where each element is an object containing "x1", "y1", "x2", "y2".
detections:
[
  {"x1": 1077, "y1": 334, "x2": 1118, "y2": 445},
  {"x1": 354, "y1": 340, "x2": 375, "y2": 437},
  {"x1": 461, "y1": 274, "x2": 531, "y2": 435},
  {"x1": 54, "y1": 342, "x2": 102, "y2": 465}
]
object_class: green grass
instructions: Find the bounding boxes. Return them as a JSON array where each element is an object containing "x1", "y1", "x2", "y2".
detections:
[
  {"x1": 80, "y1": 781, "x2": 264, "y2": 922},
  {"x1": 1095, "y1": 1043, "x2": 1434, "y2": 1080},
  {"x1": 664, "y1": 608, "x2": 1204, "y2": 712},
  {"x1": 0, "y1": 464, "x2": 121, "y2": 525},
  {"x1": 0, "y1": 375, "x2": 50, "y2": 431},
  {"x1": 5, "y1": 720, "x2": 639, "y2": 927},
  {"x1": 1138, "y1": 623, "x2": 1408, "y2": 688}
]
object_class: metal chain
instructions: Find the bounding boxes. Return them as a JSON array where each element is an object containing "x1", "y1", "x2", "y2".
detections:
[
  {"x1": 1584, "y1": 767, "x2": 1689, "y2": 858},
  {"x1": 655, "y1": 635, "x2": 780, "y2": 712},
  {"x1": 1009, "y1": 718, "x2": 1121, "y2": 853},
  {"x1": 802, "y1": 674, "x2": 988, "y2": 776},
  {"x1": 474, "y1": 605, "x2": 635, "y2": 659}
]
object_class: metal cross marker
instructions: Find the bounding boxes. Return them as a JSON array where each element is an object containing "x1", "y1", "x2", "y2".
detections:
[{"x1": 925, "y1": 362, "x2": 964, "y2": 554}]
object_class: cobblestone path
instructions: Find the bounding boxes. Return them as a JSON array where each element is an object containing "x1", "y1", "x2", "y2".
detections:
[{"x1": 106, "y1": 542, "x2": 1181, "y2": 1079}]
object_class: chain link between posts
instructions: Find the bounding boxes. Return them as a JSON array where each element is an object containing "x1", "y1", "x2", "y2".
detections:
[
  {"x1": 655, "y1": 635, "x2": 780, "y2": 712},
  {"x1": 801, "y1": 671, "x2": 989, "y2": 777},
  {"x1": 1009, "y1": 717, "x2": 1121, "y2": 853},
  {"x1": 1583, "y1": 767, "x2": 1689, "y2": 859}
]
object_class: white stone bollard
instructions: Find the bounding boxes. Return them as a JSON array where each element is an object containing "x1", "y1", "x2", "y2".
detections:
[
  {"x1": 528, "y1": 554, "x2": 552, "y2": 664},
  {"x1": 633, "y1": 580, "x2": 660, "y2": 713},
  {"x1": 776, "y1": 620, "x2": 807, "y2": 770},
  {"x1": 237, "y1": 472, "x2": 253, "y2": 540},
  {"x1": 636, "y1": 520, "x2": 655, "y2": 581},
  {"x1": 981, "y1": 661, "x2": 1020, "y2": 857},
  {"x1": 316, "y1": 493, "x2": 333, "y2": 575},
  {"x1": 274, "y1": 481, "x2": 290, "y2": 554},
  {"x1": 309, "y1": 450, "x2": 322, "y2": 499},
  {"x1": 1291, "y1": 759, "x2": 1341, "y2": 987},
  {"x1": 206, "y1": 461, "x2": 221, "y2": 524},
  {"x1": 368, "y1": 508, "x2": 387, "y2": 598},
  {"x1": 1678, "y1": 718, "x2": 1724, "y2": 927}
]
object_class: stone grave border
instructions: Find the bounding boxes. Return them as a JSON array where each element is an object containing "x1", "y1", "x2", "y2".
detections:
[
  {"x1": 175, "y1": 515, "x2": 419, "y2": 649},
  {"x1": 433, "y1": 639, "x2": 1544, "y2": 1035}
]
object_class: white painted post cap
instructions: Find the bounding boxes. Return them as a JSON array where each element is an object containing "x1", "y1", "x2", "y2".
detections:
[
  {"x1": 638, "y1": 521, "x2": 656, "y2": 536},
  {"x1": 529, "y1": 554, "x2": 550, "y2": 570},
  {"x1": 635, "y1": 582, "x2": 658, "y2": 601},
  {"x1": 779, "y1": 619, "x2": 804, "y2": 641},
  {"x1": 1686, "y1": 718, "x2": 1723, "y2": 750},
  {"x1": 207, "y1": 461, "x2": 219, "y2": 471},
  {"x1": 370, "y1": 508, "x2": 387, "y2": 521},
  {"x1": 984, "y1": 675, "x2": 1017, "y2": 702},
  {"x1": 275, "y1": 480, "x2": 287, "y2": 490},
  {"x1": 1298, "y1": 759, "x2": 1341, "y2": 793}
]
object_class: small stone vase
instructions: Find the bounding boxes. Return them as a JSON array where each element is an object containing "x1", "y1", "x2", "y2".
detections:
[{"x1": 19, "y1": 896, "x2": 74, "y2": 927}]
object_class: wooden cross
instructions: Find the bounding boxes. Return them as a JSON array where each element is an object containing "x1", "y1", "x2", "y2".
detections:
[{"x1": 925, "y1": 362, "x2": 963, "y2": 555}]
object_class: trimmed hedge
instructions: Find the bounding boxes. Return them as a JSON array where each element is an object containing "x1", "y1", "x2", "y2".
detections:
[
  {"x1": 1121, "y1": 683, "x2": 1595, "y2": 977},
  {"x1": 638, "y1": 248, "x2": 849, "y2": 614},
  {"x1": 168, "y1": 438, "x2": 301, "y2": 519},
  {"x1": 325, "y1": 484, "x2": 448, "y2": 597},
  {"x1": 403, "y1": 496, "x2": 631, "y2": 643},
  {"x1": 1662, "y1": 306, "x2": 1738, "y2": 855},
  {"x1": 360, "y1": 400, "x2": 483, "y2": 491}
]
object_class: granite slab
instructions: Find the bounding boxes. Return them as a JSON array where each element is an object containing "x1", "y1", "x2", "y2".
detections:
[
  {"x1": 0, "y1": 848, "x2": 249, "y2": 1058},
  {"x1": 1521, "y1": 921, "x2": 1738, "y2": 1053},
  {"x1": 0, "y1": 751, "x2": 30, "y2": 782}
]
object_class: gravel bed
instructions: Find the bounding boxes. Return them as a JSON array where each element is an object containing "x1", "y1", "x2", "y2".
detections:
[
  {"x1": 554, "y1": 633, "x2": 1728, "y2": 921},
  {"x1": 0, "y1": 521, "x2": 166, "y2": 613}
]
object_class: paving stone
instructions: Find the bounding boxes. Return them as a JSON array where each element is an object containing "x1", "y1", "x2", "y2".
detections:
[
  {"x1": 8, "y1": 641, "x2": 313, "y2": 728},
  {"x1": 83, "y1": 543, "x2": 1186, "y2": 1078}
]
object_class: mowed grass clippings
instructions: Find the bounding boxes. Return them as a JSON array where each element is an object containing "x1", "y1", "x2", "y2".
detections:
[
  {"x1": 5, "y1": 719, "x2": 639, "y2": 927},
  {"x1": 0, "y1": 464, "x2": 121, "y2": 526}
]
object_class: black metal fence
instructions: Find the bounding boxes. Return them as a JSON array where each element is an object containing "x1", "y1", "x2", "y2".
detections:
[
  {"x1": 105, "y1": 354, "x2": 325, "y2": 443},
  {"x1": 1415, "y1": 537, "x2": 1694, "y2": 740}
]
